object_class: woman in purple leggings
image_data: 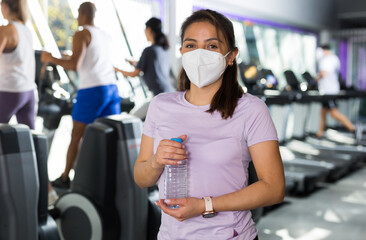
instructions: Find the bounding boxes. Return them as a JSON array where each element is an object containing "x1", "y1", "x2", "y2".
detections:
[{"x1": 0, "y1": 0, "x2": 36, "y2": 129}]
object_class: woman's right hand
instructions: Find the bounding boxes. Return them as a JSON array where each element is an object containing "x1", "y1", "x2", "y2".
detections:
[{"x1": 151, "y1": 135, "x2": 188, "y2": 170}]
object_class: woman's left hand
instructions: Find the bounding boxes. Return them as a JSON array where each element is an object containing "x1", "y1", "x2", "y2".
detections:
[{"x1": 156, "y1": 197, "x2": 205, "y2": 222}]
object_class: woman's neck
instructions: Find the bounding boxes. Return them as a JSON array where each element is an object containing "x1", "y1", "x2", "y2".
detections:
[
  {"x1": 185, "y1": 80, "x2": 222, "y2": 106},
  {"x1": 148, "y1": 35, "x2": 155, "y2": 44}
]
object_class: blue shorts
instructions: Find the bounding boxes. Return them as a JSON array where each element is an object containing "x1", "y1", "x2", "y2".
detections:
[{"x1": 72, "y1": 84, "x2": 121, "y2": 124}]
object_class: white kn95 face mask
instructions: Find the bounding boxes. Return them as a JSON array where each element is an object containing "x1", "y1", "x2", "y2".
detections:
[{"x1": 182, "y1": 49, "x2": 231, "y2": 88}]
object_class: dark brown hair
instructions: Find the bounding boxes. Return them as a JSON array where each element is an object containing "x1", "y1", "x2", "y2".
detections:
[
  {"x1": 321, "y1": 44, "x2": 331, "y2": 50},
  {"x1": 145, "y1": 17, "x2": 169, "y2": 50},
  {"x1": 178, "y1": 9, "x2": 244, "y2": 119},
  {"x1": 2, "y1": 0, "x2": 29, "y2": 23}
]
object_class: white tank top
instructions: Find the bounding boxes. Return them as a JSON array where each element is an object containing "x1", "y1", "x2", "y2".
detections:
[
  {"x1": 318, "y1": 54, "x2": 340, "y2": 95},
  {"x1": 78, "y1": 26, "x2": 117, "y2": 89},
  {"x1": 0, "y1": 22, "x2": 36, "y2": 92}
]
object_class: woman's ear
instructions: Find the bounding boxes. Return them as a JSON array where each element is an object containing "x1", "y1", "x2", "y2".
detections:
[
  {"x1": 230, "y1": 48, "x2": 239, "y2": 63},
  {"x1": 227, "y1": 48, "x2": 238, "y2": 66}
]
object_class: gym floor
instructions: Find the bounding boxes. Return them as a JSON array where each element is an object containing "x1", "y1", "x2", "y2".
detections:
[
  {"x1": 257, "y1": 164, "x2": 366, "y2": 240},
  {"x1": 42, "y1": 116, "x2": 366, "y2": 240}
]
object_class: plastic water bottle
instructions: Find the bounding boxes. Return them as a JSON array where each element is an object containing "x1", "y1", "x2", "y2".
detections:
[{"x1": 164, "y1": 138, "x2": 187, "y2": 209}]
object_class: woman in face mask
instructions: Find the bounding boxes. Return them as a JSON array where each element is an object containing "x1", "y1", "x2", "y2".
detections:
[{"x1": 134, "y1": 9, "x2": 285, "y2": 240}]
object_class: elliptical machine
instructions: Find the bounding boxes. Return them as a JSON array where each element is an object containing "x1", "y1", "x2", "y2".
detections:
[
  {"x1": 0, "y1": 124, "x2": 59, "y2": 240},
  {"x1": 53, "y1": 114, "x2": 160, "y2": 240}
]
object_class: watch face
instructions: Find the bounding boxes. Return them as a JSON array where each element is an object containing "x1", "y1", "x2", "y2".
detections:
[{"x1": 202, "y1": 212, "x2": 216, "y2": 218}]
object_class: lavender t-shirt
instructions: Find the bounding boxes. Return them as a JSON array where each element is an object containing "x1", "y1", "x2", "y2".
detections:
[{"x1": 143, "y1": 91, "x2": 278, "y2": 240}]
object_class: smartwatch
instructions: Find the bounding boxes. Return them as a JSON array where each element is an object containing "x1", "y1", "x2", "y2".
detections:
[{"x1": 202, "y1": 196, "x2": 216, "y2": 218}]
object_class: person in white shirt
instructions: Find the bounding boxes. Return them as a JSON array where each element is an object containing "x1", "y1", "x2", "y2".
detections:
[
  {"x1": 41, "y1": 2, "x2": 121, "y2": 188},
  {"x1": 0, "y1": 0, "x2": 60, "y2": 207},
  {"x1": 0, "y1": 0, "x2": 36, "y2": 129},
  {"x1": 316, "y1": 44, "x2": 355, "y2": 138}
]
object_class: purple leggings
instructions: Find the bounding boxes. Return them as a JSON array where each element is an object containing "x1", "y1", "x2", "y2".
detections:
[{"x1": 0, "y1": 90, "x2": 36, "y2": 129}]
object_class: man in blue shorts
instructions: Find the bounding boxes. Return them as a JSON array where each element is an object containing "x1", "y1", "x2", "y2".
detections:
[{"x1": 41, "y1": 2, "x2": 121, "y2": 188}]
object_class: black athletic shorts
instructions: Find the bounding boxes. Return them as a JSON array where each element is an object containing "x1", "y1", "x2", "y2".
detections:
[{"x1": 322, "y1": 99, "x2": 337, "y2": 109}]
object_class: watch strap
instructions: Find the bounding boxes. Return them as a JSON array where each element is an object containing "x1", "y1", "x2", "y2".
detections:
[{"x1": 203, "y1": 196, "x2": 214, "y2": 212}]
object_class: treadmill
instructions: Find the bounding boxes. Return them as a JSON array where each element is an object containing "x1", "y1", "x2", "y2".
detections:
[
  {"x1": 239, "y1": 64, "x2": 331, "y2": 194},
  {"x1": 280, "y1": 71, "x2": 364, "y2": 177},
  {"x1": 267, "y1": 97, "x2": 335, "y2": 192},
  {"x1": 302, "y1": 72, "x2": 366, "y2": 145},
  {"x1": 265, "y1": 70, "x2": 359, "y2": 184},
  {"x1": 284, "y1": 70, "x2": 366, "y2": 162}
]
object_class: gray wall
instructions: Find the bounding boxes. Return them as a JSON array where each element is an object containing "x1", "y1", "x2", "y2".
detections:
[
  {"x1": 336, "y1": 0, "x2": 366, "y2": 28},
  {"x1": 194, "y1": 0, "x2": 337, "y2": 30},
  {"x1": 336, "y1": 0, "x2": 366, "y2": 15}
]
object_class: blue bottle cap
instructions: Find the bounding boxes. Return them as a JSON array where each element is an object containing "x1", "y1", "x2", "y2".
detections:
[{"x1": 170, "y1": 138, "x2": 182, "y2": 143}]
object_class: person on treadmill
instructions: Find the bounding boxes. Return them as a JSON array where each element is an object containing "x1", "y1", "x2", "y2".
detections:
[
  {"x1": 315, "y1": 44, "x2": 355, "y2": 138},
  {"x1": 41, "y1": 2, "x2": 121, "y2": 189}
]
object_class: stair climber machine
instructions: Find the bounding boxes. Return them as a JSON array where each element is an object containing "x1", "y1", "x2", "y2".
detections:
[
  {"x1": 0, "y1": 124, "x2": 59, "y2": 240},
  {"x1": 52, "y1": 114, "x2": 160, "y2": 240}
]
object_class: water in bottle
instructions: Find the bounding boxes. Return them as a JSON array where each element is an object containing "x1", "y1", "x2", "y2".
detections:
[{"x1": 164, "y1": 138, "x2": 187, "y2": 209}]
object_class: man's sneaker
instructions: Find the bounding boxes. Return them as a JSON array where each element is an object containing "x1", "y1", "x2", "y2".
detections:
[
  {"x1": 48, "y1": 189, "x2": 59, "y2": 206},
  {"x1": 355, "y1": 123, "x2": 364, "y2": 144},
  {"x1": 52, "y1": 176, "x2": 71, "y2": 189}
]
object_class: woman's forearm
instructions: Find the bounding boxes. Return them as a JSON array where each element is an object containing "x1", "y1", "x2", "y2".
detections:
[
  {"x1": 212, "y1": 178, "x2": 285, "y2": 212},
  {"x1": 134, "y1": 154, "x2": 164, "y2": 188}
]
